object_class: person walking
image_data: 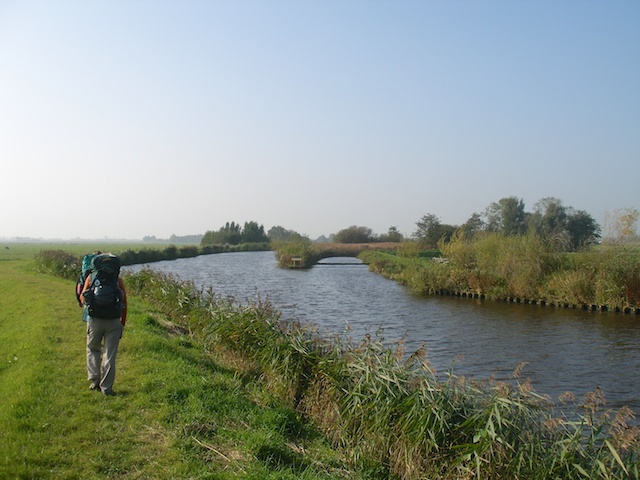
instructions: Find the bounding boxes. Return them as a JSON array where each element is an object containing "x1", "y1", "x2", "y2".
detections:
[{"x1": 80, "y1": 253, "x2": 127, "y2": 395}]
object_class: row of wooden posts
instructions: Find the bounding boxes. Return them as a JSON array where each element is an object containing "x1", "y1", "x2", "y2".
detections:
[{"x1": 430, "y1": 289, "x2": 640, "y2": 314}]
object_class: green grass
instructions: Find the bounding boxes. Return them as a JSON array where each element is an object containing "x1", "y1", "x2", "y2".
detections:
[{"x1": 0, "y1": 248, "x2": 356, "y2": 479}]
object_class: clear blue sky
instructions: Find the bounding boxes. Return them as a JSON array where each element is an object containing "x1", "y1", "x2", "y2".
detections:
[{"x1": 1, "y1": 0, "x2": 638, "y2": 240}]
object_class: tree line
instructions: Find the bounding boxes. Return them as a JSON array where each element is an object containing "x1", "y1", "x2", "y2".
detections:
[
  {"x1": 200, "y1": 221, "x2": 307, "y2": 246},
  {"x1": 414, "y1": 198, "x2": 639, "y2": 251},
  {"x1": 198, "y1": 198, "x2": 637, "y2": 253},
  {"x1": 331, "y1": 196, "x2": 614, "y2": 251},
  {"x1": 414, "y1": 196, "x2": 606, "y2": 251},
  {"x1": 200, "y1": 221, "x2": 268, "y2": 246}
]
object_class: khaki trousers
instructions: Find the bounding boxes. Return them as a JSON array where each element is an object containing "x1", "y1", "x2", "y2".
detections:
[{"x1": 86, "y1": 317, "x2": 122, "y2": 394}]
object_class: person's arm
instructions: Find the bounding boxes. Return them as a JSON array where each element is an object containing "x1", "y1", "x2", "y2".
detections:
[
  {"x1": 76, "y1": 281, "x2": 83, "y2": 307},
  {"x1": 118, "y1": 277, "x2": 128, "y2": 327},
  {"x1": 79, "y1": 276, "x2": 91, "y2": 306}
]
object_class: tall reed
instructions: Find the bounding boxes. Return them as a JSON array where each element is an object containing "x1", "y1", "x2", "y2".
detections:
[
  {"x1": 124, "y1": 268, "x2": 640, "y2": 479},
  {"x1": 364, "y1": 236, "x2": 639, "y2": 309},
  {"x1": 544, "y1": 244, "x2": 640, "y2": 308},
  {"x1": 438, "y1": 232, "x2": 556, "y2": 299}
]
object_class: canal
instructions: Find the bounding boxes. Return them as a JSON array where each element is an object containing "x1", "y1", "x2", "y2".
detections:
[{"x1": 125, "y1": 250, "x2": 640, "y2": 413}]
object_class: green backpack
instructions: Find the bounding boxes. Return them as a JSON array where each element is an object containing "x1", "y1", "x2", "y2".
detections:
[
  {"x1": 75, "y1": 253, "x2": 98, "y2": 306},
  {"x1": 82, "y1": 254, "x2": 124, "y2": 319}
]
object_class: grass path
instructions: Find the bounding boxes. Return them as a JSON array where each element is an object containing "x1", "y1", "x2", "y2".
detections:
[{"x1": 0, "y1": 253, "x2": 352, "y2": 479}]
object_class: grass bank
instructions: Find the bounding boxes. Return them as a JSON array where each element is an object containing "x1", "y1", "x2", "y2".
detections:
[{"x1": 0, "y1": 247, "x2": 355, "y2": 479}]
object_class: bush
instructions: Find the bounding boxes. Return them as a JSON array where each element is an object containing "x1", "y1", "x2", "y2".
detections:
[
  {"x1": 273, "y1": 238, "x2": 319, "y2": 268},
  {"x1": 334, "y1": 226, "x2": 377, "y2": 244},
  {"x1": 34, "y1": 249, "x2": 80, "y2": 281},
  {"x1": 178, "y1": 245, "x2": 199, "y2": 258}
]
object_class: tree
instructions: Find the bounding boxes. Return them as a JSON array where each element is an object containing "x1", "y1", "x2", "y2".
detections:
[
  {"x1": 461, "y1": 212, "x2": 484, "y2": 238},
  {"x1": 201, "y1": 221, "x2": 242, "y2": 246},
  {"x1": 501, "y1": 197, "x2": 528, "y2": 236},
  {"x1": 267, "y1": 226, "x2": 300, "y2": 241},
  {"x1": 414, "y1": 213, "x2": 440, "y2": 245},
  {"x1": 334, "y1": 225, "x2": 376, "y2": 244},
  {"x1": 413, "y1": 214, "x2": 456, "y2": 247},
  {"x1": 483, "y1": 197, "x2": 527, "y2": 235},
  {"x1": 566, "y1": 209, "x2": 600, "y2": 249},
  {"x1": 529, "y1": 197, "x2": 570, "y2": 249},
  {"x1": 483, "y1": 203, "x2": 502, "y2": 233},
  {"x1": 242, "y1": 221, "x2": 268, "y2": 243},
  {"x1": 378, "y1": 226, "x2": 404, "y2": 243},
  {"x1": 532, "y1": 197, "x2": 567, "y2": 237},
  {"x1": 603, "y1": 208, "x2": 639, "y2": 243},
  {"x1": 221, "y1": 221, "x2": 242, "y2": 244},
  {"x1": 527, "y1": 198, "x2": 601, "y2": 251}
]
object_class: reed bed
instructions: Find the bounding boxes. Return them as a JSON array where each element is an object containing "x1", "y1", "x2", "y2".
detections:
[
  {"x1": 124, "y1": 268, "x2": 639, "y2": 479},
  {"x1": 363, "y1": 234, "x2": 640, "y2": 310}
]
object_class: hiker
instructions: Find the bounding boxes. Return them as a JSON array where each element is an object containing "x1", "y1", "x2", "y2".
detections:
[{"x1": 79, "y1": 253, "x2": 127, "y2": 395}]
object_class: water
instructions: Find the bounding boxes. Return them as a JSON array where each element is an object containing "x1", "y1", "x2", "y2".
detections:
[{"x1": 125, "y1": 251, "x2": 640, "y2": 412}]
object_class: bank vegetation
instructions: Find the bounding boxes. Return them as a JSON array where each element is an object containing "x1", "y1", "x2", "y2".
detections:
[
  {"x1": 121, "y1": 267, "x2": 639, "y2": 479},
  {"x1": 26, "y1": 243, "x2": 640, "y2": 478},
  {"x1": 360, "y1": 233, "x2": 640, "y2": 311}
]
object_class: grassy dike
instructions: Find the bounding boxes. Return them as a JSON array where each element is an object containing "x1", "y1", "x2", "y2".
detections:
[{"x1": 0, "y1": 248, "x2": 354, "y2": 479}]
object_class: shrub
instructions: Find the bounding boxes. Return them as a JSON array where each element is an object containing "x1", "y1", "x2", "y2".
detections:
[
  {"x1": 366, "y1": 234, "x2": 639, "y2": 308},
  {"x1": 163, "y1": 245, "x2": 178, "y2": 260},
  {"x1": 273, "y1": 238, "x2": 319, "y2": 268},
  {"x1": 34, "y1": 249, "x2": 80, "y2": 280},
  {"x1": 178, "y1": 245, "x2": 199, "y2": 258},
  {"x1": 334, "y1": 225, "x2": 377, "y2": 244}
]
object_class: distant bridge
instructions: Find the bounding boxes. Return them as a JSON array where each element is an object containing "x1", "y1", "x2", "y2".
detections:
[{"x1": 287, "y1": 242, "x2": 400, "y2": 268}]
